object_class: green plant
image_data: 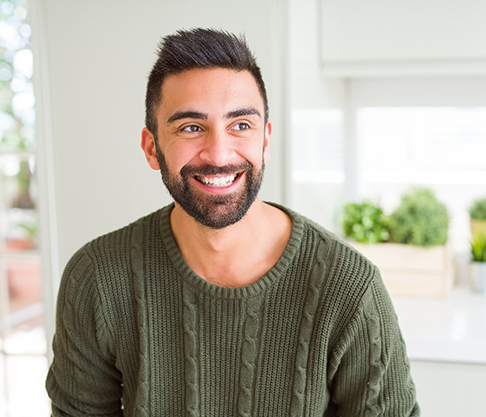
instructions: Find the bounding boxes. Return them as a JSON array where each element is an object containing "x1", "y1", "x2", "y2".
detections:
[
  {"x1": 388, "y1": 187, "x2": 449, "y2": 248},
  {"x1": 471, "y1": 230, "x2": 486, "y2": 262},
  {"x1": 469, "y1": 198, "x2": 486, "y2": 221},
  {"x1": 342, "y1": 200, "x2": 390, "y2": 244},
  {"x1": 17, "y1": 218, "x2": 38, "y2": 241}
]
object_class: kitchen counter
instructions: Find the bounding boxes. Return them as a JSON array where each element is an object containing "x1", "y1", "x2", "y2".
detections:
[{"x1": 392, "y1": 288, "x2": 486, "y2": 364}]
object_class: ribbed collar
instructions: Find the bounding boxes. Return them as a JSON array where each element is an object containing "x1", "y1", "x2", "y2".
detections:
[{"x1": 158, "y1": 202, "x2": 305, "y2": 299}]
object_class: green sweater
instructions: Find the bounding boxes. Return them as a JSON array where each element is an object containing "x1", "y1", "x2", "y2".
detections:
[{"x1": 46, "y1": 203, "x2": 419, "y2": 416}]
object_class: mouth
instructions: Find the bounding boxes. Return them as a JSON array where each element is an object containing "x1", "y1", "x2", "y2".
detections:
[{"x1": 194, "y1": 172, "x2": 241, "y2": 188}]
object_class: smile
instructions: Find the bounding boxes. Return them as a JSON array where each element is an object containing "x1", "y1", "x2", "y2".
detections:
[{"x1": 194, "y1": 173, "x2": 240, "y2": 188}]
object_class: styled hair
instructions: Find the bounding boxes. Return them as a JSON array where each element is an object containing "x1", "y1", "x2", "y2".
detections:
[{"x1": 145, "y1": 28, "x2": 269, "y2": 134}]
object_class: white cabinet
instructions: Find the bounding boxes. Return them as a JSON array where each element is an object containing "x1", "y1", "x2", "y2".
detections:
[{"x1": 320, "y1": 0, "x2": 486, "y2": 76}]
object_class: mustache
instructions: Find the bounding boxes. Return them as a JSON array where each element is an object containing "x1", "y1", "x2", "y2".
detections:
[{"x1": 180, "y1": 161, "x2": 253, "y2": 177}]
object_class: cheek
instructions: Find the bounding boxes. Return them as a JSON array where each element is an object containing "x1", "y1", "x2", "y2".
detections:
[
  {"x1": 166, "y1": 144, "x2": 200, "y2": 171},
  {"x1": 248, "y1": 144, "x2": 267, "y2": 165},
  {"x1": 235, "y1": 139, "x2": 265, "y2": 158}
]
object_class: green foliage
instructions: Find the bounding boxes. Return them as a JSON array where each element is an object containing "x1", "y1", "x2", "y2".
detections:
[
  {"x1": 342, "y1": 200, "x2": 390, "y2": 244},
  {"x1": 471, "y1": 230, "x2": 486, "y2": 262},
  {"x1": 0, "y1": 0, "x2": 33, "y2": 151},
  {"x1": 469, "y1": 198, "x2": 486, "y2": 221},
  {"x1": 388, "y1": 188, "x2": 449, "y2": 247},
  {"x1": 17, "y1": 217, "x2": 38, "y2": 240}
]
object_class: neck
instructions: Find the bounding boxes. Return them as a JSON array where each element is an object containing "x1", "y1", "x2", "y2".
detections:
[
  {"x1": 169, "y1": 199, "x2": 291, "y2": 287},
  {"x1": 171, "y1": 198, "x2": 267, "y2": 253}
]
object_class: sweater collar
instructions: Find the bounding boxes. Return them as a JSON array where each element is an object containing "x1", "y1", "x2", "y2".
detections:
[{"x1": 158, "y1": 202, "x2": 305, "y2": 299}]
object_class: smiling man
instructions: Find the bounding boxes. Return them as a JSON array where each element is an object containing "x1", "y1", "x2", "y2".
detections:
[
  {"x1": 146, "y1": 68, "x2": 270, "y2": 231},
  {"x1": 46, "y1": 29, "x2": 420, "y2": 416}
]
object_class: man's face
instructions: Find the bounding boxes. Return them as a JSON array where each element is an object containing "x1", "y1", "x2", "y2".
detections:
[{"x1": 142, "y1": 68, "x2": 271, "y2": 229}]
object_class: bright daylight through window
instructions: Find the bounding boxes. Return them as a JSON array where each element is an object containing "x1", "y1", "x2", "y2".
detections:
[
  {"x1": 290, "y1": 105, "x2": 486, "y2": 253},
  {"x1": 358, "y1": 107, "x2": 486, "y2": 251},
  {"x1": 0, "y1": 0, "x2": 49, "y2": 416}
]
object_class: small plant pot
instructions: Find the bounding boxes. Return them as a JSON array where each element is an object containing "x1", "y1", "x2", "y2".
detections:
[
  {"x1": 6, "y1": 255, "x2": 43, "y2": 309},
  {"x1": 469, "y1": 262, "x2": 486, "y2": 294}
]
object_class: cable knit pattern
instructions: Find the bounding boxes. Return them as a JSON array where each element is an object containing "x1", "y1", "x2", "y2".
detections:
[
  {"x1": 46, "y1": 203, "x2": 420, "y2": 416},
  {"x1": 290, "y1": 244, "x2": 327, "y2": 416},
  {"x1": 130, "y1": 220, "x2": 150, "y2": 416},
  {"x1": 182, "y1": 285, "x2": 200, "y2": 417},
  {"x1": 362, "y1": 287, "x2": 383, "y2": 416},
  {"x1": 238, "y1": 296, "x2": 264, "y2": 416}
]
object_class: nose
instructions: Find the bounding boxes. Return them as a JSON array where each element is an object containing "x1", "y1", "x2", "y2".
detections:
[{"x1": 199, "y1": 128, "x2": 235, "y2": 167}]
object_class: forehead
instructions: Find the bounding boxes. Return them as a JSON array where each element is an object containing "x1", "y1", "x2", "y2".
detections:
[{"x1": 159, "y1": 68, "x2": 264, "y2": 118}]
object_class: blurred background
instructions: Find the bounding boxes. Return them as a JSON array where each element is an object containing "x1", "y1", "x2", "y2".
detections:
[{"x1": 1, "y1": 0, "x2": 486, "y2": 415}]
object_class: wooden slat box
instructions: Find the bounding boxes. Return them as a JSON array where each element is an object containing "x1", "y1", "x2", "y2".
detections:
[{"x1": 349, "y1": 242, "x2": 453, "y2": 298}]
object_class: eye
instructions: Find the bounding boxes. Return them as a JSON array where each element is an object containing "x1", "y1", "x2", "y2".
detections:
[
  {"x1": 232, "y1": 122, "x2": 250, "y2": 131},
  {"x1": 181, "y1": 124, "x2": 202, "y2": 133}
]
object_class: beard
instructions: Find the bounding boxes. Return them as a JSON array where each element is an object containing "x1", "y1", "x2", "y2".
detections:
[{"x1": 155, "y1": 144, "x2": 265, "y2": 229}]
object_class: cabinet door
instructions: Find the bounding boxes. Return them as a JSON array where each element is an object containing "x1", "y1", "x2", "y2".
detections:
[{"x1": 320, "y1": 0, "x2": 486, "y2": 76}]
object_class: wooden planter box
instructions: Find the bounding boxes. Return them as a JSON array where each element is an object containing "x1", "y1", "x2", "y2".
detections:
[
  {"x1": 349, "y1": 242, "x2": 453, "y2": 298},
  {"x1": 470, "y1": 219, "x2": 486, "y2": 237}
]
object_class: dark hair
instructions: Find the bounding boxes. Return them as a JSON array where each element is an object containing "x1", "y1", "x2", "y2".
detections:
[{"x1": 145, "y1": 28, "x2": 269, "y2": 134}]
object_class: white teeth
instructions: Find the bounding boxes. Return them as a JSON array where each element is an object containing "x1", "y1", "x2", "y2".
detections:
[{"x1": 199, "y1": 174, "x2": 236, "y2": 187}]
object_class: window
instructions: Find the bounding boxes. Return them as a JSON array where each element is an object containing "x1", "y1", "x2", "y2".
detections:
[
  {"x1": 358, "y1": 106, "x2": 486, "y2": 251},
  {"x1": 0, "y1": 1, "x2": 49, "y2": 415},
  {"x1": 290, "y1": 108, "x2": 345, "y2": 230},
  {"x1": 291, "y1": 108, "x2": 344, "y2": 184},
  {"x1": 289, "y1": 78, "x2": 486, "y2": 255}
]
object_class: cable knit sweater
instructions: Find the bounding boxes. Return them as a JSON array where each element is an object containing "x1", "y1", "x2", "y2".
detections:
[{"x1": 46, "y1": 203, "x2": 419, "y2": 416}]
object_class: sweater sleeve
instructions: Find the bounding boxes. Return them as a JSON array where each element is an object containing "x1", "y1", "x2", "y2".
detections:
[
  {"x1": 46, "y1": 248, "x2": 123, "y2": 416},
  {"x1": 327, "y1": 268, "x2": 420, "y2": 416}
]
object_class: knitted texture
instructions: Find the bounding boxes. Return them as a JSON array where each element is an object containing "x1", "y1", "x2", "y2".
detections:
[{"x1": 46, "y1": 203, "x2": 420, "y2": 416}]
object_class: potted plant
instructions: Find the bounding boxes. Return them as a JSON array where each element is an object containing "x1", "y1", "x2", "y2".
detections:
[
  {"x1": 469, "y1": 197, "x2": 486, "y2": 238},
  {"x1": 469, "y1": 230, "x2": 486, "y2": 294},
  {"x1": 5, "y1": 214, "x2": 41, "y2": 308},
  {"x1": 342, "y1": 200, "x2": 390, "y2": 244},
  {"x1": 388, "y1": 187, "x2": 449, "y2": 248},
  {"x1": 6, "y1": 215, "x2": 38, "y2": 250},
  {"x1": 343, "y1": 187, "x2": 453, "y2": 297}
]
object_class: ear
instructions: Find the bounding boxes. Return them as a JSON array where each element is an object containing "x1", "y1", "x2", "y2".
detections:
[
  {"x1": 263, "y1": 120, "x2": 272, "y2": 163},
  {"x1": 141, "y1": 127, "x2": 160, "y2": 170}
]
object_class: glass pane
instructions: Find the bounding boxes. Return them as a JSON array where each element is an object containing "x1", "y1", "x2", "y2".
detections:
[
  {"x1": 3, "y1": 254, "x2": 44, "y2": 354},
  {"x1": 1, "y1": 0, "x2": 47, "y2": 414},
  {"x1": 290, "y1": 108, "x2": 345, "y2": 231},
  {"x1": 291, "y1": 108, "x2": 344, "y2": 183},
  {"x1": 359, "y1": 107, "x2": 486, "y2": 179}
]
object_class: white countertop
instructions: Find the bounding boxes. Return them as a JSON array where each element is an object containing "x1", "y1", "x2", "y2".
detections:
[{"x1": 391, "y1": 288, "x2": 486, "y2": 364}]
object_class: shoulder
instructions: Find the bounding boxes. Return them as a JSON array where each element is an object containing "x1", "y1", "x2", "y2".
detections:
[
  {"x1": 273, "y1": 203, "x2": 377, "y2": 283},
  {"x1": 88, "y1": 207, "x2": 168, "y2": 252},
  {"x1": 57, "y1": 205, "x2": 174, "y2": 328},
  {"x1": 272, "y1": 203, "x2": 383, "y2": 314},
  {"x1": 60, "y1": 205, "x2": 173, "y2": 293},
  {"x1": 74, "y1": 205, "x2": 172, "y2": 264}
]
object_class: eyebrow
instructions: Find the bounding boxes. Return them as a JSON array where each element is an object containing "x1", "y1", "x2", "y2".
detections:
[
  {"x1": 224, "y1": 107, "x2": 261, "y2": 119},
  {"x1": 167, "y1": 111, "x2": 207, "y2": 125},
  {"x1": 166, "y1": 107, "x2": 262, "y2": 125}
]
